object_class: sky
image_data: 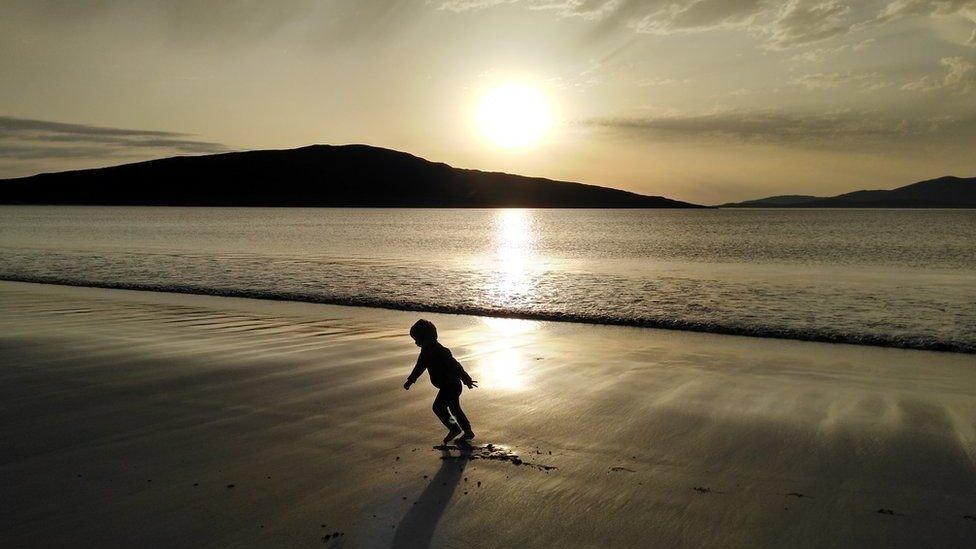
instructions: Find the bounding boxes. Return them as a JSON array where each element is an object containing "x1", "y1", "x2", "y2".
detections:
[{"x1": 1, "y1": 0, "x2": 975, "y2": 204}]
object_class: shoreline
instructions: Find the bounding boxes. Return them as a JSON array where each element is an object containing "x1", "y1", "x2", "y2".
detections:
[
  {"x1": 1, "y1": 276, "x2": 971, "y2": 355},
  {"x1": 2, "y1": 280, "x2": 975, "y2": 547}
]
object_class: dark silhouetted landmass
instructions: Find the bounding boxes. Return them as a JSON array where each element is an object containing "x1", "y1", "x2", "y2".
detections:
[
  {"x1": 722, "y1": 195, "x2": 821, "y2": 207},
  {"x1": 0, "y1": 144, "x2": 703, "y2": 208},
  {"x1": 721, "y1": 176, "x2": 976, "y2": 208}
]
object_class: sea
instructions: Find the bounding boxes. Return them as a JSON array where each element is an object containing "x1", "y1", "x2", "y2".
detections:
[{"x1": 1, "y1": 206, "x2": 973, "y2": 353}]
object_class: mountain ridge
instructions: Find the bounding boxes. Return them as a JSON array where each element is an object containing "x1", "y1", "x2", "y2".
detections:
[
  {"x1": 0, "y1": 144, "x2": 704, "y2": 208},
  {"x1": 720, "y1": 175, "x2": 976, "y2": 208}
]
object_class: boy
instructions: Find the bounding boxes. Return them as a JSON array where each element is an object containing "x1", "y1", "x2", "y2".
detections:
[{"x1": 403, "y1": 319, "x2": 478, "y2": 444}]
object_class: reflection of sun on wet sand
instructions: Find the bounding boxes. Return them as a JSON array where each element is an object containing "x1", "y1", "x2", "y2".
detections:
[{"x1": 2, "y1": 280, "x2": 976, "y2": 548}]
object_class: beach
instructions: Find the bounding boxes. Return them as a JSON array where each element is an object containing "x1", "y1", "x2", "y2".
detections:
[{"x1": 1, "y1": 280, "x2": 975, "y2": 548}]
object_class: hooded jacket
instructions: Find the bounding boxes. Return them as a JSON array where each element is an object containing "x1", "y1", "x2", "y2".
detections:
[{"x1": 407, "y1": 341, "x2": 473, "y2": 389}]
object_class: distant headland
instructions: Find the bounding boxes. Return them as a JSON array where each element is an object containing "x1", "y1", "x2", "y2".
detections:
[
  {"x1": 0, "y1": 144, "x2": 704, "y2": 208},
  {"x1": 721, "y1": 176, "x2": 976, "y2": 208}
]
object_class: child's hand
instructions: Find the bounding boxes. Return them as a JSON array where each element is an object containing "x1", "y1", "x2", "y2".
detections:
[
  {"x1": 403, "y1": 380, "x2": 413, "y2": 390},
  {"x1": 465, "y1": 380, "x2": 478, "y2": 389}
]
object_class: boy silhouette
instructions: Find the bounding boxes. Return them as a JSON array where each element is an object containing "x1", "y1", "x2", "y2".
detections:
[{"x1": 403, "y1": 319, "x2": 478, "y2": 444}]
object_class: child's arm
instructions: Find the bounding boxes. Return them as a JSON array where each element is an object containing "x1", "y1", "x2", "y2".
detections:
[
  {"x1": 452, "y1": 355, "x2": 478, "y2": 389},
  {"x1": 403, "y1": 350, "x2": 428, "y2": 390}
]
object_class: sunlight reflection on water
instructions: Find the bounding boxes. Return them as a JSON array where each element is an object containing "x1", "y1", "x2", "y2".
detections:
[
  {"x1": 2, "y1": 207, "x2": 973, "y2": 352},
  {"x1": 491, "y1": 209, "x2": 536, "y2": 301},
  {"x1": 474, "y1": 316, "x2": 539, "y2": 391}
]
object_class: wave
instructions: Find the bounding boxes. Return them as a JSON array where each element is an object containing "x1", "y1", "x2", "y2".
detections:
[{"x1": 3, "y1": 274, "x2": 973, "y2": 355}]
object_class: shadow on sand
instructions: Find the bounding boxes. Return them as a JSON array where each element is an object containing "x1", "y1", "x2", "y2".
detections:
[{"x1": 391, "y1": 443, "x2": 472, "y2": 549}]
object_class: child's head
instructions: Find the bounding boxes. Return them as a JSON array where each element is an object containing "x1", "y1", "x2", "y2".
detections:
[{"x1": 409, "y1": 319, "x2": 437, "y2": 346}]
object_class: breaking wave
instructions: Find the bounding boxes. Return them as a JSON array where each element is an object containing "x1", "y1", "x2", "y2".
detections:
[{"x1": 2, "y1": 273, "x2": 971, "y2": 354}]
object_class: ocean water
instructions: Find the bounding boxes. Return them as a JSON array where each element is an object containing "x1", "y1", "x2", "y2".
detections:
[{"x1": 0, "y1": 206, "x2": 973, "y2": 353}]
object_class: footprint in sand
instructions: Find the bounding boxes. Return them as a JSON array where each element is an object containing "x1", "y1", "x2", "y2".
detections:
[
  {"x1": 321, "y1": 531, "x2": 344, "y2": 543},
  {"x1": 435, "y1": 443, "x2": 557, "y2": 471}
]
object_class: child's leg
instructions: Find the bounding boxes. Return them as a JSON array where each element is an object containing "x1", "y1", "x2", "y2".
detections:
[
  {"x1": 432, "y1": 390, "x2": 455, "y2": 429},
  {"x1": 447, "y1": 395, "x2": 472, "y2": 434}
]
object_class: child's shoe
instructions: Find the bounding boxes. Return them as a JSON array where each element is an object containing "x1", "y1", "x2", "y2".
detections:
[{"x1": 443, "y1": 426, "x2": 463, "y2": 444}]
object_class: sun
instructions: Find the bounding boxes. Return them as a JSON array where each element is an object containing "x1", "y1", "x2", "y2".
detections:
[{"x1": 475, "y1": 83, "x2": 553, "y2": 149}]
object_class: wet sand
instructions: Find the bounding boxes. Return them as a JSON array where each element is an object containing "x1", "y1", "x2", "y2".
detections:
[{"x1": 1, "y1": 280, "x2": 975, "y2": 548}]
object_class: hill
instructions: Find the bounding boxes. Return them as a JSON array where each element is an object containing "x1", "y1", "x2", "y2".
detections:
[
  {"x1": 722, "y1": 195, "x2": 821, "y2": 207},
  {"x1": 0, "y1": 144, "x2": 702, "y2": 208},
  {"x1": 720, "y1": 176, "x2": 976, "y2": 208}
]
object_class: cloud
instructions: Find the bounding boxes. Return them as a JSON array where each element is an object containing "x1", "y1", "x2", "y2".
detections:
[
  {"x1": 12, "y1": 0, "x2": 976, "y2": 52},
  {"x1": 441, "y1": 0, "x2": 976, "y2": 52},
  {"x1": 440, "y1": 0, "x2": 847, "y2": 48},
  {"x1": 436, "y1": 0, "x2": 518, "y2": 11},
  {"x1": 531, "y1": 0, "x2": 628, "y2": 20},
  {"x1": 581, "y1": 108, "x2": 974, "y2": 146},
  {"x1": 5, "y1": 0, "x2": 315, "y2": 39},
  {"x1": 902, "y1": 56, "x2": 976, "y2": 92},
  {"x1": 439, "y1": 0, "x2": 858, "y2": 49},
  {"x1": 874, "y1": 0, "x2": 976, "y2": 23},
  {"x1": 939, "y1": 56, "x2": 976, "y2": 90},
  {"x1": 866, "y1": 0, "x2": 976, "y2": 44},
  {"x1": 635, "y1": 0, "x2": 765, "y2": 34},
  {"x1": 6, "y1": 0, "x2": 413, "y2": 50},
  {"x1": 637, "y1": 76, "x2": 692, "y2": 86},
  {"x1": 440, "y1": 0, "x2": 767, "y2": 34},
  {"x1": 0, "y1": 116, "x2": 228, "y2": 162},
  {"x1": 788, "y1": 39, "x2": 874, "y2": 63},
  {"x1": 790, "y1": 71, "x2": 889, "y2": 90},
  {"x1": 764, "y1": 0, "x2": 855, "y2": 50}
]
